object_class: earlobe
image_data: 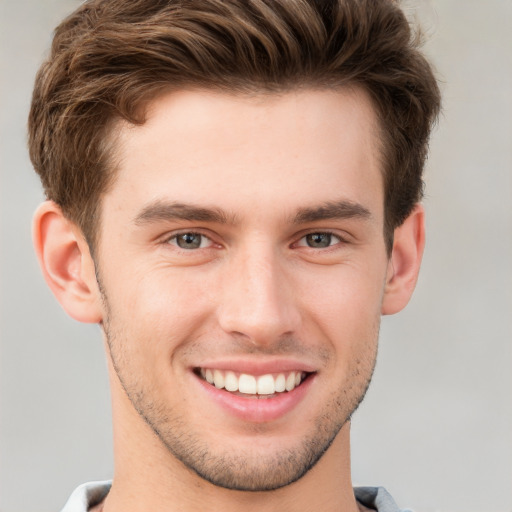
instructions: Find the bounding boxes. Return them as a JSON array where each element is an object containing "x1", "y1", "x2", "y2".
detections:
[
  {"x1": 381, "y1": 204, "x2": 425, "y2": 315},
  {"x1": 32, "y1": 201, "x2": 103, "y2": 323}
]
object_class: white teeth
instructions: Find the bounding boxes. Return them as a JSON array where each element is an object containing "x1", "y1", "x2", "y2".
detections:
[
  {"x1": 275, "y1": 373, "x2": 286, "y2": 392},
  {"x1": 199, "y1": 369, "x2": 306, "y2": 395},
  {"x1": 257, "y1": 374, "x2": 275, "y2": 395},
  {"x1": 213, "y1": 369, "x2": 224, "y2": 389},
  {"x1": 224, "y1": 371, "x2": 238, "y2": 392},
  {"x1": 239, "y1": 374, "x2": 257, "y2": 394},
  {"x1": 285, "y1": 372, "x2": 296, "y2": 391}
]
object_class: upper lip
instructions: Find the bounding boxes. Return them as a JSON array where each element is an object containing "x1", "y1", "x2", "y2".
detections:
[{"x1": 192, "y1": 358, "x2": 318, "y2": 376}]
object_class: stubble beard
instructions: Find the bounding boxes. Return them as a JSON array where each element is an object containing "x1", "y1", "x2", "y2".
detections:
[{"x1": 100, "y1": 288, "x2": 378, "y2": 492}]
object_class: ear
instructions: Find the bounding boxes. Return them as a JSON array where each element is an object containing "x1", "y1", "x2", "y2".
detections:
[
  {"x1": 381, "y1": 204, "x2": 425, "y2": 315},
  {"x1": 32, "y1": 201, "x2": 103, "y2": 323}
]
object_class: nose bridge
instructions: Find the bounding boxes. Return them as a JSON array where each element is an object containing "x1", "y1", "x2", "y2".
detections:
[{"x1": 218, "y1": 241, "x2": 299, "y2": 343}]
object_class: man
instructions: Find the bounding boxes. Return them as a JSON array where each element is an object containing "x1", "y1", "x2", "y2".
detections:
[{"x1": 28, "y1": 0, "x2": 440, "y2": 510}]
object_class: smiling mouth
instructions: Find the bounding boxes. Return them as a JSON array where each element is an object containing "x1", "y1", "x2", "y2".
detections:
[{"x1": 195, "y1": 368, "x2": 312, "y2": 398}]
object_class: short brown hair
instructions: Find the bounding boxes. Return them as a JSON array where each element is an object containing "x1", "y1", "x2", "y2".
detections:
[{"x1": 28, "y1": 0, "x2": 440, "y2": 253}]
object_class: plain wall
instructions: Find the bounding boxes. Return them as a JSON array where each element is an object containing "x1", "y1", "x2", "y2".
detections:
[{"x1": 1, "y1": 1, "x2": 511, "y2": 511}]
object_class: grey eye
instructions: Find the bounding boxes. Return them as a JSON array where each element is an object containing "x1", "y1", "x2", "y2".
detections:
[
  {"x1": 175, "y1": 233, "x2": 203, "y2": 249},
  {"x1": 305, "y1": 233, "x2": 332, "y2": 248}
]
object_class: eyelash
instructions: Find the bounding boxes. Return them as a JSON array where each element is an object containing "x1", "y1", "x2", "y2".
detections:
[
  {"x1": 163, "y1": 230, "x2": 346, "y2": 252},
  {"x1": 165, "y1": 231, "x2": 215, "y2": 250},
  {"x1": 295, "y1": 231, "x2": 344, "y2": 249}
]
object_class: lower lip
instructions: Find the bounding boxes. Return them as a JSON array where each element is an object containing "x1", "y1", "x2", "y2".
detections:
[{"x1": 195, "y1": 373, "x2": 315, "y2": 423}]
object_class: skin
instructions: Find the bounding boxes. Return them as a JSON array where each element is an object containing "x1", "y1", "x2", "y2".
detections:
[{"x1": 34, "y1": 88, "x2": 425, "y2": 512}]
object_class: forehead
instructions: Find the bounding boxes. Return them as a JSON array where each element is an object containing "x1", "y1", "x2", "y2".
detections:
[{"x1": 107, "y1": 87, "x2": 383, "y2": 224}]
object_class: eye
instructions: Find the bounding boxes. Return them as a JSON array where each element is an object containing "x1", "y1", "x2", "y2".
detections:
[
  {"x1": 298, "y1": 232, "x2": 341, "y2": 248},
  {"x1": 168, "y1": 232, "x2": 212, "y2": 250}
]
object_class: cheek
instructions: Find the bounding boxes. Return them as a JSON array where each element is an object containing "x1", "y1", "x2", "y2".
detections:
[
  {"x1": 296, "y1": 264, "x2": 385, "y2": 356},
  {"x1": 298, "y1": 262, "x2": 385, "y2": 320},
  {"x1": 104, "y1": 268, "x2": 217, "y2": 355}
]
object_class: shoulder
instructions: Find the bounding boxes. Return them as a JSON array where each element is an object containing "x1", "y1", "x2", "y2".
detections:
[
  {"x1": 60, "y1": 481, "x2": 111, "y2": 512},
  {"x1": 354, "y1": 486, "x2": 412, "y2": 512}
]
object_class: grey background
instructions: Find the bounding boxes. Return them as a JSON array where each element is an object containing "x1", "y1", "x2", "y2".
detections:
[{"x1": 1, "y1": 1, "x2": 511, "y2": 511}]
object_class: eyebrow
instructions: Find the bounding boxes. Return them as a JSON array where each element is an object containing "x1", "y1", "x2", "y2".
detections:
[
  {"x1": 292, "y1": 200, "x2": 371, "y2": 224},
  {"x1": 133, "y1": 198, "x2": 371, "y2": 227},
  {"x1": 133, "y1": 200, "x2": 234, "y2": 225}
]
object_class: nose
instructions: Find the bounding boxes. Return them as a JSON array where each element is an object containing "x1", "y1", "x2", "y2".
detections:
[{"x1": 217, "y1": 245, "x2": 301, "y2": 346}]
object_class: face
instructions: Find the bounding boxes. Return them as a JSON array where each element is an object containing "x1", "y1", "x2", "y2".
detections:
[{"x1": 96, "y1": 88, "x2": 390, "y2": 491}]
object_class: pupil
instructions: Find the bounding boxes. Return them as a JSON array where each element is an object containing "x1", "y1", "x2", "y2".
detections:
[
  {"x1": 307, "y1": 233, "x2": 331, "y2": 248},
  {"x1": 178, "y1": 233, "x2": 201, "y2": 249}
]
